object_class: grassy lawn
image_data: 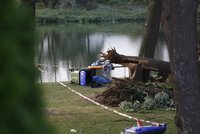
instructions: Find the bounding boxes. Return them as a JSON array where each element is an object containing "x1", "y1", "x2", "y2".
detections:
[
  {"x1": 41, "y1": 83, "x2": 176, "y2": 134},
  {"x1": 36, "y1": 7, "x2": 147, "y2": 24}
]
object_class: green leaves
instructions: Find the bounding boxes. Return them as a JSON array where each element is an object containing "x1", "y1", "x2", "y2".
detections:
[
  {"x1": 119, "y1": 100, "x2": 141, "y2": 112},
  {"x1": 142, "y1": 97, "x2": 156, "y2": 110},
  {"x1": 155, "y1": 92, "x2": 170, "y2": 107},
  {"x1": 119, "y1": 92, "x2": 175, "y2": 112}
]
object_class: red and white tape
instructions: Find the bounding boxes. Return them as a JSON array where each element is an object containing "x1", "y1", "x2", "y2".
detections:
[{"x1": 37, "y1": 66, "x2": 160, "y2": 126}]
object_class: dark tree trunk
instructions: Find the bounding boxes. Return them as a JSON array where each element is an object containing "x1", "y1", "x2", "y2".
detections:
[
  {"x1": 162, "y1": 0, "x2": 200, "y2": 133},
  {"x1": 21, "y1": 0, "x2": 35, "y2": 16},
  {"x1": 139, "y1": 0, "x2": 162, "y2": 82},
  {"x1": 139, "y1": 0, "x2": 162, "y2": 58}
]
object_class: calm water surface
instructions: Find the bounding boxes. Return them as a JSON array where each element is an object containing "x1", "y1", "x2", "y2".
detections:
[{"x1": 35, "y1": 23, "x2": 169, "y2": 82}]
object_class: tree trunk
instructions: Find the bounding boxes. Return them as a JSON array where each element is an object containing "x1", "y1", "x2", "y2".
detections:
[
  {"x1": 139, "y1": 0, "x2": 162, "y2": 82},
  {"x1": 139, "y1": 0, "x2": 162, "y2": 58},
  {"x1": 162, "y1": 0, "x2": 200, "y2": 133},
  {"x1": 21, "y1": 0, "x2": 35, "y2": 16},
  {"x1": 101, "y1": 49, "x2": 171, "y2": 74}
]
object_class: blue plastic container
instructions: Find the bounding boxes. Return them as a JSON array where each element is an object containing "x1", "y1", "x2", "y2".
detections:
[
  {"x1": 124, "y1": 124, "x2": 167, "y2": 134},
  {"x1": 79, "y1": 69, "x2": 96, "y2": 86},
  {"x1": 92, "y1": 76, "x2": 111, "y2": 84},
  {"x1": 80, "y1": 70, "x2": 86, "y2": 86}
]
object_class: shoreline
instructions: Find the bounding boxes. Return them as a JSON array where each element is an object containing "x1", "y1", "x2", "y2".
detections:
[{"x1": 36, "y1": 7, "x2": 147, "y2": 24}]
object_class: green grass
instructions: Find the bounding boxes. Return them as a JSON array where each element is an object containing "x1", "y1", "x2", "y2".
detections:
[
  {"x1": 41, "y1": 83, "x2": 177, "y2": 134},
  {"x1": 36, "y1": 7, "x2": 147, "y2": 24}
]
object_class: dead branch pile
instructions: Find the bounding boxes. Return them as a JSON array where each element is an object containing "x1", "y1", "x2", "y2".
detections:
[{"x1": 94, "y1": 78, "x2": 173, "y2": 106}]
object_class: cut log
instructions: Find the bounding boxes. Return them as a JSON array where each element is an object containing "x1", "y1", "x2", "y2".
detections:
[{"x1": 101, "y1": 49, "x2": 171, "y2": 74}]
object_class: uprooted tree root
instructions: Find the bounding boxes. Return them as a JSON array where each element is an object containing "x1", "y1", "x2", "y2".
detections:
[{"x1": 94, "y1": 78, "x2": 174, "y2": 107}]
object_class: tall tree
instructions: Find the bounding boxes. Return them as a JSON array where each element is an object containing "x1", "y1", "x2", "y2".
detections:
[
  {"x1": 138, "y1": 0, "x2": 162, "y2": 82},
  {"x1": 162, "y1": 0, "x2": 200, "y2": 133},
  {"x1": 139, "y1": 0, "x2": 162, "y2": 58}
]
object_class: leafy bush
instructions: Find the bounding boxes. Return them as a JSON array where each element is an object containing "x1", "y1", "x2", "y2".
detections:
[
  {"x1": 142, "y1": 92, "x2": 174, "y2": 110},
  {"x1": 119, "y1": 100, "x2": 141, "y2": 112},
  {"x1": 120, "y1": 91, "x2": 175, "y2": 112},
  {"x1": 141, "y1": 97, "x2": 156, "y2": 110},
  {"x1": 154, "y1": 92, "x2": 170, "y2": 108}
]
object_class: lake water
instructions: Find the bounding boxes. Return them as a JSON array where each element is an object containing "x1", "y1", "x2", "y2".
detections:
[{"x1": 35, "y1": 23, "x2": 169, "y2": 82}]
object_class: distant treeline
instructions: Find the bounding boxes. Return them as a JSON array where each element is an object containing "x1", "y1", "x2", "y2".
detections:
[{"x1": 36, "y1": 0, "x2": 147, "y2": 9}]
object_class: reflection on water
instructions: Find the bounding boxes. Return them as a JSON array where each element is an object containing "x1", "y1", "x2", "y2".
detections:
[
  {"x1": 35, "y1": 23, "x2": 169, "y2": 82},
  {"x1": 102, "y1": 35, "x2": 141, "y2": 56}
]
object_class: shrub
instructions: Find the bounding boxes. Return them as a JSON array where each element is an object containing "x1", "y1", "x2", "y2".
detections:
[
  {"x1": 141, "y1": 97, "x2": 157, "y2": 110},
  {"x1": 119, "y1": 100, "x2": 141, "y2": 112},
  {"x1": 154, "y1": 91, "x2": 170, "y2": 108},
  {"x1": 119, "y1": 90, "x2": 175, "y2": 112}
]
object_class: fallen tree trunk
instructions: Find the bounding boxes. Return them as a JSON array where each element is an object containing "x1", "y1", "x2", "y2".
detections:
[{"x1": 101, "y1": 49, "x2": 171, "y2": 74}]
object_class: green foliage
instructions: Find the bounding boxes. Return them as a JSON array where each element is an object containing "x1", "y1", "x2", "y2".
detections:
[
  {"x1": 120, "y1": 91, "x2": 175, "y2": 112},
  {"x1": 154, "y1": 92, "x2": 171, "y2": 108},
  {"x1": 36, "y1": 7, "x2": 147, "y2": 23},
  {"x1": 37, "y1": 0, "x2": 147, "y2": 9},
  {"x1": 145, "y1": 82, "x2": 173, "y2": 90},
  {"x1": 142, "y1": 92, "x2": 175, "y2": 110},
  {"x1": 0, "y1": 0, "x2": 53, "y2": 134},
  {"x1": 106, "y1": 0, "x2": 147, "y2": 5},
  {"x1": 84, "y1": 0, "x2": 148, "y2": 5},
  {"x1": 141, "y1": 97, "x2": 157, "y2": 110},
  {"x1": 119, "y1": 100, "x2": 141, "y2": 112}
]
